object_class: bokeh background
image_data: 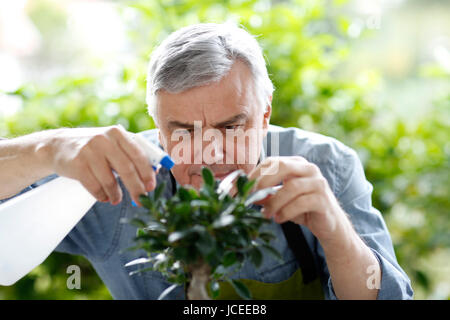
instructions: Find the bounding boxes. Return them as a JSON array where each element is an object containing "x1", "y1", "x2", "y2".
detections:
[{"x1": 0, "y1": 0, "x2": 448, "y2": 300}]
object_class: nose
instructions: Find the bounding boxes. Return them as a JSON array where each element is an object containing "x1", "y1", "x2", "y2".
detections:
[{"x1": 203, "y1": 139, "x2": 224, "y2": 165}]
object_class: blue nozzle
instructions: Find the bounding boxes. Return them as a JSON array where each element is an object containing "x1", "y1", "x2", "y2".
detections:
[{"x1": 160, "y1": 155, "x2": 174, "y2": 169}]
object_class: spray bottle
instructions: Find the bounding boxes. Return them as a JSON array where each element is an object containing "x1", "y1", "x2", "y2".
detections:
[{"x1": 0, "y1": 134, "x2": 174, "y2": 286}]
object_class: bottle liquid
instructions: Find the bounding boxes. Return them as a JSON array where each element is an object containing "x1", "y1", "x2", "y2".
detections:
[{"x1": 0, "y1": 134, "x2": 174, "y2": 286}]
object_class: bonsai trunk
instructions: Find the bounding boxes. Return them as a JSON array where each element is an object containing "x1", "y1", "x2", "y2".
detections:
[{"x1": 187, "y1": 262, "x2": 211, "y2": 300}]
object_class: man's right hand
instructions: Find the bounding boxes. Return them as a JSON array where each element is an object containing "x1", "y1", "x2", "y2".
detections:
[{"x1": 38, "y1": 125, "x2": 157, "y2": 206}]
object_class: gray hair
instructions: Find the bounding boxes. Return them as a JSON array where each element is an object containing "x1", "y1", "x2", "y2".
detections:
[{"x1": 146, "y1": 23, "x2": 274, "y2": 119}]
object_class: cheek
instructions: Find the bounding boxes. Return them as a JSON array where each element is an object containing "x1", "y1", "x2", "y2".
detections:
[
  {"x1": 224, "y1": 128, "x2": 262, "y2": 165},
  {"x1": 170, "y1": 165, "x2": 190, "y2": 186},
  {"x1": 190, "y1": 174, "x2": 203, "y2": 190},
  {"x1": 237, "y1": 163, "x2": 257, "y2": 176},
  {"x1": 170, "y1": 166, "x2": 204, "y2": 190},
  {"x1": 166, "y1": 134, "x2": 194, "y2": 165}
]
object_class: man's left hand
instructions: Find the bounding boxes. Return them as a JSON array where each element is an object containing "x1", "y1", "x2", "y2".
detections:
[{"x1": 249, "y1": 156, "x2": 350, "y2": 243}]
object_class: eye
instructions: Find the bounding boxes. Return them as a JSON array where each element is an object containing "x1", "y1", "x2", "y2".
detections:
[
  {"x1": 175, "y1": 128, "x2": 194, "y2": 135},
  {"x1": 224, "y1": 124, "x2": 243, "y2": 130}
]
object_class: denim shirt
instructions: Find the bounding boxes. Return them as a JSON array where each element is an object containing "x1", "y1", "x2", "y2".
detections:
[{"x1": 0, "y1": 125, "x2": 413, "y2": 299}]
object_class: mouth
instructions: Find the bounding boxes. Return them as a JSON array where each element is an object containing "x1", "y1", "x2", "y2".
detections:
[{"x1": 191, "y1": 169, "x2": 235, "y2": 181}]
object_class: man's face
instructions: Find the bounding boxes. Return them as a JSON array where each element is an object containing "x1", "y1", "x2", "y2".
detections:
[{"x1": 156, "y1": 60, "x2": 272, "y2": 190}]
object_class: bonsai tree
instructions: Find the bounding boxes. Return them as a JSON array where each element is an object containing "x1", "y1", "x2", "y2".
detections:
[{"x1": 123, "y1": 167, "x2": 283, "y2": 300}]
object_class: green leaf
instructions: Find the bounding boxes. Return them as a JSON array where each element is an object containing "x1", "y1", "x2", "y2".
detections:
[
  {"x1": 209, "y1": 281, "x2": 220, "y2": 299},
  {"x1": 128, "y1": 218, "x2": 147, "y2": 228},
  {"x1": 212, "y1": 265, "x2": 226, "y2": 278},
  {"x1": 124, "y1": 257, "x2": 152, "y2": 267},
  {"x1": 171, "y1": 272, "x2": 187, "y2": 285},
  {"x1": 261, "y1": 244, "x2": 284, "y2": 263},
  {"x1": 222, "y1": 230, "x2": 248, "y2": 247},
  {"x1": 241, "y1": 216, "x2": 267, "y2": 225},
  {"x1": 157, "y1": 284, "x2": 179, "y2": 300},
  {"x1": 249, "y1": 247, "x2": 263, "y2": 268},
  {"x1": 173, "y1": 247, "x2": 189, "y2": 261},
  {"x1": 190, "y1": 200, "x2": 210, "y2": 207},
  {"x1": 244, "y1": 187, "x2": 279, "y2": 206},
  {"x1": 220, "y1": 202, "x2": 238, "y2": 216},
  {"x1": 139, "y1": 195, "x2": 153, "y2": 209},
  {"x1": 228, "y1": 279, "x2": 252, "y2": 300},
  {"x1": 168, "y1": 225, "x2": 206, "y2": 243},
  {"x1": 212, "y1": 214, "x2": 235, "y2": 228},
  {"x1": 242, "y1": 179, "x2": 257, "y2": 197},
  {"x1": 259, "y1": 232, "x2": 275, "y2": 243},
  {"x1": 173, "y1": 203, "x2": 191, "y2": 215},
  {"x1": 235, "y1": 251, "x2": 245, "y2": 263},
  {"x1": 222, "y1": 251, "x2": 237, "y2": 267},
  {"x1": 236, "y1": 175, "x2": 249, "y2": 196},
  {"x1": 178, "y1": 187, "x2": 191, "y2": 201},
  {"x1": 195, "y1": 232, "x2": 215, "y2": 255},
  {"x1": 153, "y1": 253, "x2": 168, "y2": 270},
  {"x1": 154, "y1": 182, "x2": 166, "y2": 200},
  {"x1": 168, "y1": 230, "x2": 189, "y2": 243},
  {"x1": 205, "y1": 251, "x2": 220, "y2": 267},
  {"x1": 136, "y1": 228, "x2": 147, "y2": 238},
  {"x1": 144, "y1": 221, "x2": 166, "y2": 232},
  {"x1": 201, "y1": 167, "x2": 214, "y2": 187},
  {"x1": 187, "y1": 188, "x2": 199, "y2": 199}
]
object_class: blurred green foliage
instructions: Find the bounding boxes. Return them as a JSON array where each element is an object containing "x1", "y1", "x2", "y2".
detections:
[{"x1": 0, "y1": 0, "x2": 449, "y2": 299}]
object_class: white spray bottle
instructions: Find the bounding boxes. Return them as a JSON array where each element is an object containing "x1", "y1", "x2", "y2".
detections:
[{"x1": 0, "y1": 134, "x2": 174, "y2": 286}]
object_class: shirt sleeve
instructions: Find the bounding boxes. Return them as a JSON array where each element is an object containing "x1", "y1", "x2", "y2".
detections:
[
  {"x1": 0, "y1": 186, "x2": 34, "y2": 205},
  {"x1": 323, "y1": 148, "x2": 414, "y2": 300},
  {"x1": 0, "y1": 174, "x2": 59, "y2": 204}
]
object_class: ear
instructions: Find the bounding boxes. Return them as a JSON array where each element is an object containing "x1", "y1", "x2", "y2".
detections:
[
  {"x1": 158, "y1": 130, "x2": 166, "y2": 151},
  {"x1": 262, "y1": 96, "x2": 272, "y2": 137}
]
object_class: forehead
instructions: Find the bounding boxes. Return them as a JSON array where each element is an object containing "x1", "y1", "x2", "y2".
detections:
[{"x1": 156, "y1": 61, "x2": 258, "y2": 126}]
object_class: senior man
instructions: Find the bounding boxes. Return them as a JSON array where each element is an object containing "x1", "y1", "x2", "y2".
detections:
[{"x1": 0, "y1": 23, "x2": 413, "y2": 299}]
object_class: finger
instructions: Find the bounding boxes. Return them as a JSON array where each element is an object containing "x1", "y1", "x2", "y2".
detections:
[
  {"x1": 274, "y1": 193, "x2": 320, "y2": 224},
  {"x1": 110, "y1": 153, "x2": 146, "y2": 207},
  {"x1": 111, "y1": 128, "x2": 156, "y2": 192},
  {"x1": 84, "y1": 148, "x2": 122, "y2": 205},
  {"x1": 118, "y1": 135, "x2": 156, "y2": 192},
  {"x1": 101, "y1": 140, "x2": 147, "y2": 207},
  {"x1": 79, "y1": 166, "x2": 109, "y2": 203},
  {"x1": 249, "y1": 157, "x2": 318, "y2": 191},
  {"x1": 262, "y1": 177, "x2": 321, "y2": 218}
]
